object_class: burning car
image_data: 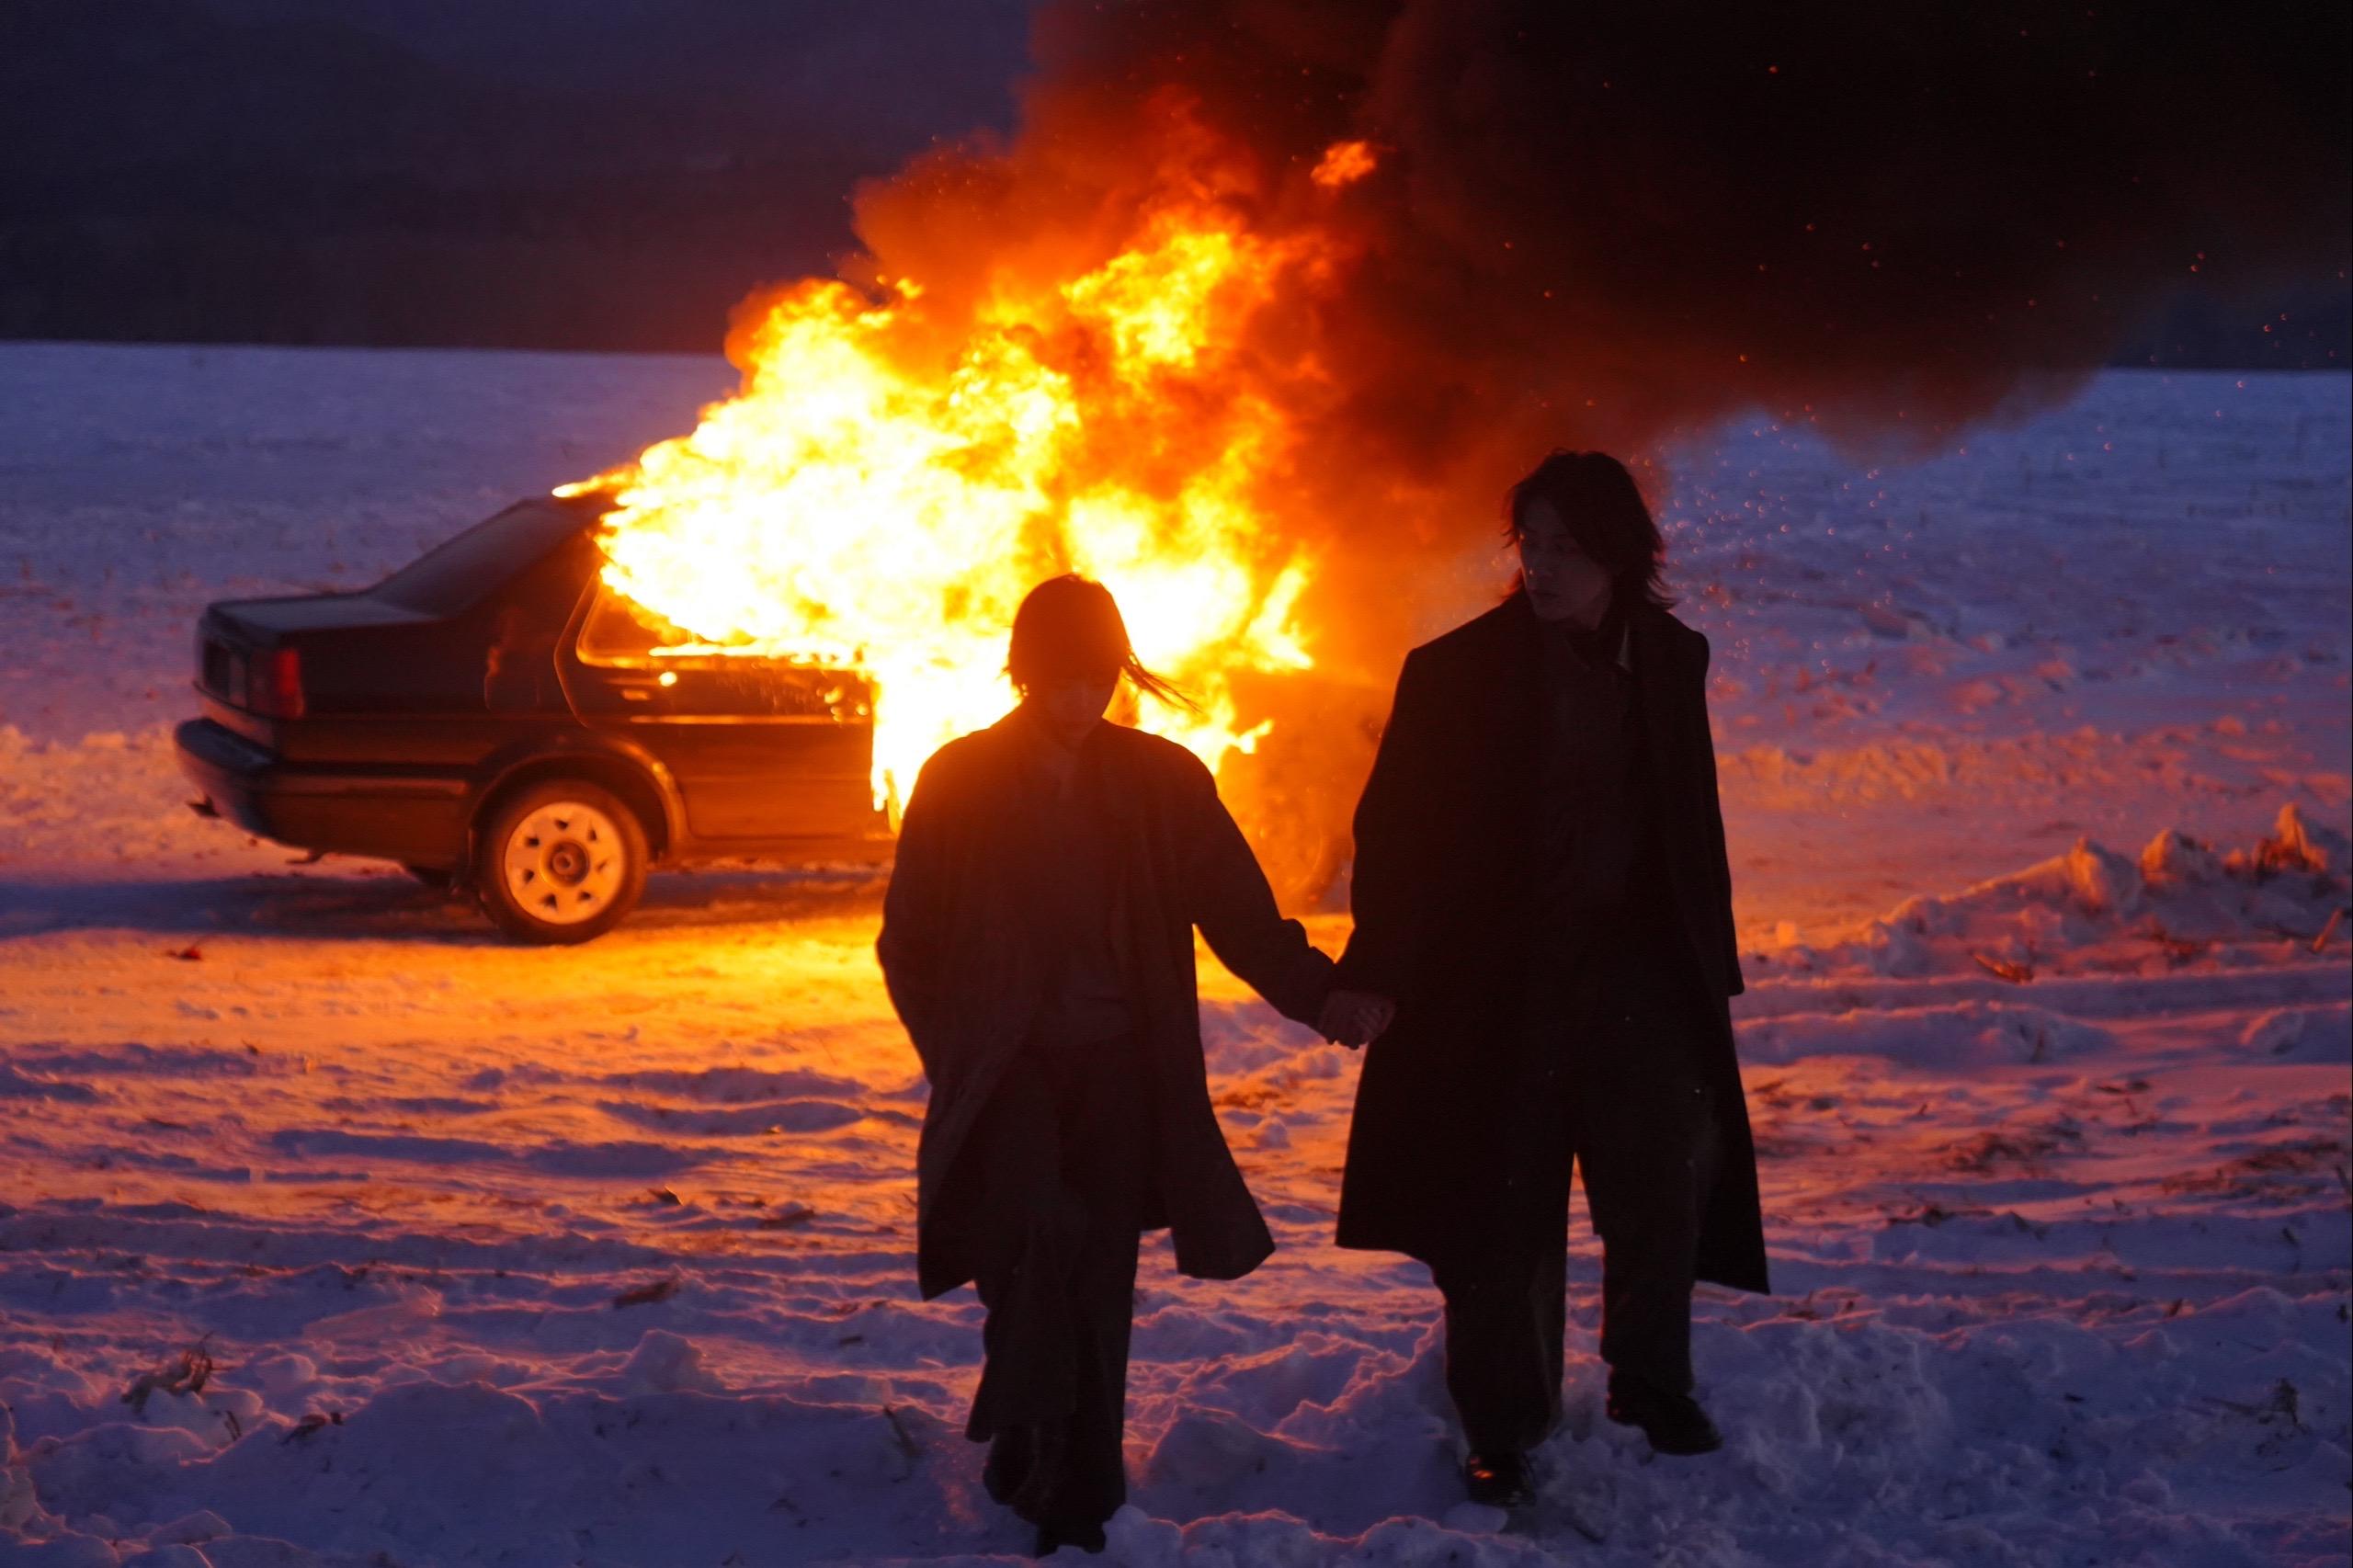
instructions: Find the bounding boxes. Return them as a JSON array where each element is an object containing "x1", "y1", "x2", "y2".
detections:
[
  {"x1": 172, "y1": 175, "x2": 1372, "y2": 942},
  {"x1": 175, "y1": 494, "x2": 890, "y2": 943}
]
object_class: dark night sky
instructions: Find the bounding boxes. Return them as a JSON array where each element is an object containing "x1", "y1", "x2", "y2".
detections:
[
  {"x1": 0, "y1": 0, "x2": 2341, "y2": 365},
  {"x1": 0, "y1": 0, "x2": 1032, "y2": 351}
]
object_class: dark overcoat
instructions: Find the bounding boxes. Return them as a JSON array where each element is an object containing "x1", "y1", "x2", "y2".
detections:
[
  {"x1": 1333, "y1": 593, "x2": 1770, "y2": 1294},
  {"x1": 878, "y1": 711, "x2": 1335, "y2": 1301}
]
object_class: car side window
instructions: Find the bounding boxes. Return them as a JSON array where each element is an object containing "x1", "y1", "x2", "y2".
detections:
[
  {"x1": 570, "y1": 582, "x2": 874, "y2": 722},
  {"x1": 576, "y1": 585, "x2": 683, "y2": 665}
]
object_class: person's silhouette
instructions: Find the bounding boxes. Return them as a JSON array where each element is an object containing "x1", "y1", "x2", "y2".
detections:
[
  {"x1": 878, "y1": 574, "x2": 1355, "y2": 1555},
  {"x1": 1328, "y1": 451, "x2": 1768, "y2": 1506}
]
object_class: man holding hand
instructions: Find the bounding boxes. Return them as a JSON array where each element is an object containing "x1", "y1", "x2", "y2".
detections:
[{"x1": 1324, "y1": 450, "x2": 1768, "y2": 1508}]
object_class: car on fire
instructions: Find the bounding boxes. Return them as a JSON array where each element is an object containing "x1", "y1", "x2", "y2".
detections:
[{"x1": 176, "y1": 494, "x2": 892, "y2": 943}]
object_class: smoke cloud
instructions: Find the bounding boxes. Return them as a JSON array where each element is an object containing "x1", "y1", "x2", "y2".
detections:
[{"x1": 848, "y1": 1, "x2": 2347, "y2": 531}]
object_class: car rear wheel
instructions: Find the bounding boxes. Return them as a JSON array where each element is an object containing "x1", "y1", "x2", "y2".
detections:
[{"x1": 474, "y1": 779, "x2": 648, "y2": 944}]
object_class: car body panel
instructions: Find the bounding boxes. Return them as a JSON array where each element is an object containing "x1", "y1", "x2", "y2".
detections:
[{"x1": 176, "y1": 716, "x2": 474, "y2": 864}]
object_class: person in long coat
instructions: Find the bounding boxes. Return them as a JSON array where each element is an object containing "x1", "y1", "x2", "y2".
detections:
[
  {"x1": 876, "y1": 574, "x2": 1345, "y2": 1556},
  {"x1": 1324, "y1": 450, "x2": 1769, "y2": 1507}
]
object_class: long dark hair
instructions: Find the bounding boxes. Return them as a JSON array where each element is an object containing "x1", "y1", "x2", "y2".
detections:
[
  {"x1": 1006, "y1": 574, "x2": 1198, "y2": 710},
  {"x1": 1502, "y1": 449, "x2": 1675, "y2": 608}
]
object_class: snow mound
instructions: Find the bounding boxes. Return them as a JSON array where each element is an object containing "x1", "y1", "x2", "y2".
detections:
[
  {"x1": 1760, "y1": 804, "x2": 2352, "y2": 983},
  {"x1": 619, "y1": 1331, "x2": 723, "y2": 1397}
]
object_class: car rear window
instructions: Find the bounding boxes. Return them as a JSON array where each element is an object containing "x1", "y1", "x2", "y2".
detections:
[{"x1": 369, "y1": 501, "x2": 588, "y2": 615}]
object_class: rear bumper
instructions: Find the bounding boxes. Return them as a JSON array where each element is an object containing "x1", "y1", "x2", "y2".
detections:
[{"x1": 174, "y1": 718, "x2": 472, "y2": 866}]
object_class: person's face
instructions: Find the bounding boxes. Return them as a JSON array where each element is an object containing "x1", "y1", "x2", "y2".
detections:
[
  {"x1": 1027, "y1": 671, "x2": 1119, "y2": 748},
  {"x1": 1516, "y1": 497, "x2": 1613, "y2": 626}
]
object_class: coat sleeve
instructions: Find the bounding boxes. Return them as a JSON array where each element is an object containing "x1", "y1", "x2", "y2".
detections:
[
  {"x1": 1178, "y1": 756, "x2": 1336, "y2": 1029},
  {"x1": 876, "y1": 750, "x2": 955, "y2": 1074},
  {"x1": 1691, "y1": 633, "x2": 1745, "y2": 998},
  {"x1": 1333, "y1": 647, "x2": 1444, "y2": 1000}
]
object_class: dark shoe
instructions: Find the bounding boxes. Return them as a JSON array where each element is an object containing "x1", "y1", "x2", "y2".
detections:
[
  {"x1": 1033, "y1": 1518, "x2": 1108, "y2": 1556},
  {"x1": 1463, "y1": 1449, "x2": 1535, "y2": 1507},
  {"x1": 1606, "y1": 1373, "x2": 1722, "y2": 1455}
]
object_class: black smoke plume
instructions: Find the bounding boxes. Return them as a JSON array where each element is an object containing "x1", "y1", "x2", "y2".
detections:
[{"x1": 854, "y1": 0, "x2": 2347, "y2": 533}]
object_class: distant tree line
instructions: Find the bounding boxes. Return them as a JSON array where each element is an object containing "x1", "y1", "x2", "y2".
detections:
[
  {"x1": 0, "y1": 168, "x2": 859, "y2": 353},
  {"x1": 1, "y1": 0, "x2": 2342, "y2": 365},
  {"x1": 0, "y1": 0, "x2": 1023, "y2": 353}
]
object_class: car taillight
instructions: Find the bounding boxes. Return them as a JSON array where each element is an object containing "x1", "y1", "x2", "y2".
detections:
[{"x1": 252, "y1": 646, "x2": 305, "y2": 719}]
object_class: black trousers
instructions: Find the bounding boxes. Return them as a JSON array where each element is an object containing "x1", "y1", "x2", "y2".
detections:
[
  {"x1": 961, "y1": 1030, "x2": 1154, "y2": 1528},
  {"x1": 1432, "y1": 924, "x2": 1722, "y2": 1455}
]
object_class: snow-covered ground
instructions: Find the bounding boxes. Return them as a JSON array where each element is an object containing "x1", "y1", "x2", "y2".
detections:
[{"x1": 1, "y1": 345, "x2": 2347, "y2": 1566}]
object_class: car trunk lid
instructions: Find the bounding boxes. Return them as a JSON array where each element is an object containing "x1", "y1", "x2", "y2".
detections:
[{"x1": 207, "y1": 593, "x2": 436, "y2": 644}]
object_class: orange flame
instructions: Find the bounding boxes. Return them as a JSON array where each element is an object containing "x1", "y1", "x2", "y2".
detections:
[
  {"x1": 566, "y1": 173, "x2": 1356, "y2": 820},
  {"x1": 1311, "y1": 140, "x2": 1379, "y2": 189}
]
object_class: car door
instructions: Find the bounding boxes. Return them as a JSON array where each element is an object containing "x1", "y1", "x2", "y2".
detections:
[{"x1": 560, "y1": 583, "x2": 878, "y2": 842}]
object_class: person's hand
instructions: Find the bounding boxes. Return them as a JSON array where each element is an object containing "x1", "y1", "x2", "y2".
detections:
[{"x1": 1318, "y1": 989, "x2": 1396, "y2": 1049}]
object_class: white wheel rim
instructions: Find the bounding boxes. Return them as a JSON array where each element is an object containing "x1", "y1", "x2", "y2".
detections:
[{"x1": 501, "y1": 801, "x2": 626, "y2": 925}]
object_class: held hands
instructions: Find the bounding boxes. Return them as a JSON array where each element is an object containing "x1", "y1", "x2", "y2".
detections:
[{"x1": 1318, "y1": 988, "x2": 1396, "y2": 1050}]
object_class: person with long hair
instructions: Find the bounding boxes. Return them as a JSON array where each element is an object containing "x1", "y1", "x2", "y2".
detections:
[
  {"x1": 877, "y1": 574, "x2": 1364, "y2": 1555},
  {"x1": 1323, "y1": 450, "x2": 1768, "y2": 1506}
]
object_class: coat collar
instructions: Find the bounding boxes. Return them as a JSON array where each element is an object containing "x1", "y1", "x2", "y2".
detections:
[
  {"x1": 1495, "y1": 586, "x2": 1640, "y2": 670},
  {"x1": 979, "y1": 701, "x2": 1110, "y2": 766},
  {"x1": 973, "y1": 704, "x2": 1142, "y2": 821},
  {"x1": 1629, "y1": 599, "x2": 1690, "y2": 787},
  {"x1": 1487, "y1": 589, "x2": 1688, "y2": 781}
]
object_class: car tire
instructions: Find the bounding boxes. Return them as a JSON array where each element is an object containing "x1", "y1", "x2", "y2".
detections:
[{"x1": 474, "y1": 778, "x2": 648, "y2": 944}]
